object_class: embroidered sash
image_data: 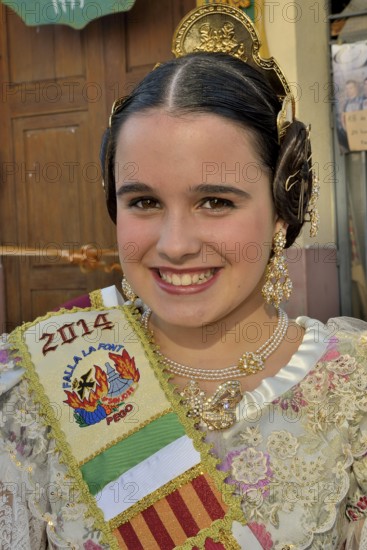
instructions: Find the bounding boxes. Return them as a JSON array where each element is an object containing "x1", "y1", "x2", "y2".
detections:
[{"x1": 10, "y1": 304, "x2": 244, "y2": 549}]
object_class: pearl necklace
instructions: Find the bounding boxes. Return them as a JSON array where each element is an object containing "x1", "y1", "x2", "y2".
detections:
[
  {"x1": 139, "y1": 308, "x2": 288, "y2": 430},
  {"x1": 140, "y1": 308, "x2": 288, "y2": 380}
]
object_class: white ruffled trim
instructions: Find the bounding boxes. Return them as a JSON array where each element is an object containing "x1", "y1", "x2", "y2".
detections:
[
  {"x1": 235, "y1": 317, "x2": 330, "y2": 422},
  {"x1": 100, "y1": 285, "x2": 124, "y2": 307}
]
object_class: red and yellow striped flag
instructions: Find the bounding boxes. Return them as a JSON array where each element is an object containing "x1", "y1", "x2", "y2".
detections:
[{"x1": 114, "y1": 473, "x2": 229, "y2": 549}]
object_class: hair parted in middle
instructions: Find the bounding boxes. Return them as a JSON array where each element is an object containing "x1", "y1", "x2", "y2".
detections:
[{"x1": 101, "y1": 52, "x2": 313, "y2": 248}]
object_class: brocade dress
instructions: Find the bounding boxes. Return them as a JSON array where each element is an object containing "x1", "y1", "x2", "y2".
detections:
[{"x1": 1, "y1": 286, "x2": 367, "y2": 550}]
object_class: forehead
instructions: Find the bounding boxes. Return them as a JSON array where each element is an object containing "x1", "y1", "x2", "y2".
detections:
[
  {"x1": 115, "y1": 110, "x2": 263, "y2": 166},
  {"x1": 114, "y1": 110, "x2": 271, "y2": 190}
]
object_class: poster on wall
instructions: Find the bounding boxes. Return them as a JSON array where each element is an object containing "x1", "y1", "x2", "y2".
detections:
[{"x1": 331, "y1": 41, "x2": 367, "y2": 154}]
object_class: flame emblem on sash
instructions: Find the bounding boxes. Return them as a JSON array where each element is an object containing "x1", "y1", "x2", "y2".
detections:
[{"x1": 64, "y1": 349, "x2": 140, "y2": 427}]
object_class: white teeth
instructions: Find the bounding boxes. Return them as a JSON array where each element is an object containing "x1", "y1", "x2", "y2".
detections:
[
  {"x1": 172, "y1": 274, "x2": 181, "y2": 286},
  {"x1": 159, "y1": 270, "x2": 214, "y2": 286},
  {"x1": 181, "y1": 274, "x2": 192, "y2": 286}
]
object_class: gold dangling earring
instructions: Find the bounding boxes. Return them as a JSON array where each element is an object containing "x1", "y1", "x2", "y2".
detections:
[
  {"x1": 308, "y1": 174, "x2": 320, "y2": 238},
  {"x1": 262, "y1": 230, "x2": 292, "y2": 308},
  {"x1": 121, "y1": 276, "x2": 139, "y2": 305}
]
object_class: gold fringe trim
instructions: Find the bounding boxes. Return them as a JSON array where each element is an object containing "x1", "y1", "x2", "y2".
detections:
[
  {"x1": 78, "y1": 289, "x2": 174, "y2": 465},
  {"x1": 90, "y1": 289, "x2": 104, "y2": 309},
  {"x1": 123, "y1": 307, "x2": 246, "y2": 546},
  {"x1": 109, "y1": 463, "x2": 204, "y2": 530},
  {"x1": 9, "y1": 302, "x2": 246, "y2": 549},
  {"x1": 217, "y1": 528, "x2": 242, "y2": 549},
  {"x1": 9, "y1": 306, "x2": 126, "y2": 550},
  {"x1": 176, "y1": 518, "x2": 236, "y2": 550},
  {"x1": 78, "y1": 407, "x2": 172, "y2": 466}
]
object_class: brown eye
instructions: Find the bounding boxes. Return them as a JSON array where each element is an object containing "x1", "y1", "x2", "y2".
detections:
[
  {"x1": 129, "y1": 197, "x2": 160, "y2": 209},
  {"x1": 200, "y1": 197, "x2": 234, "y2": 210}
]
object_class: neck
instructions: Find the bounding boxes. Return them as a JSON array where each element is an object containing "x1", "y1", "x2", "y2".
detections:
[{"x1": 147, "y1": 300, "x2": 279, "y2": 367}]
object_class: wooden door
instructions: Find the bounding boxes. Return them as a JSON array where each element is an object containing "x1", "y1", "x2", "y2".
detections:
[{"x1": 0, "y1": 0, "x2": 195, "y2": 330}]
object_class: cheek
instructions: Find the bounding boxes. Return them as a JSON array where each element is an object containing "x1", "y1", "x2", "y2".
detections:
[
  {"x1": 116, "y1": 212, "x2": 160, "y2": 265},
  {"x1": 116, "y1": 215, "x2": 143, "y2": 263},
  {"x1": 219, "y1": 215, "x2": 273, "y2": 254},
  {"x1": 220, "y1": 219, "x2": 273, "y2": 272}
]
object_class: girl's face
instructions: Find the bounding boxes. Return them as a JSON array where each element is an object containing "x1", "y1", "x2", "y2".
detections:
[{"x1": 115, "y1": 110, "x2": 283, "y2": 328}]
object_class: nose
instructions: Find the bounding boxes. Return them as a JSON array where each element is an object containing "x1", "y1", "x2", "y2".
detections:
[{"x1": 156, "y1": 212, "x2": 202, "y2": 262}]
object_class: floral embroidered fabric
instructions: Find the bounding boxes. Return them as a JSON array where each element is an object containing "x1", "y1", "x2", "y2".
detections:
[
  {"x1": 1, "y1": 316, "x2": 367, "y2": 549},
  {"x1": 207, "y1": 318, "x2": 367, "y2": 549}
]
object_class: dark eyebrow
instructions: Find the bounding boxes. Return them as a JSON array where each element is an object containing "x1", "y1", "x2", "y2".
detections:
[
  {"x1": 193, "y1": 184, "x2": 251, "y2": 198},
  {"x1": 116, "y1": 182, "x2": 251, "y2": 198},
  {"x1": 116, "y1": 182, "x2": 152, "y2": 197}
]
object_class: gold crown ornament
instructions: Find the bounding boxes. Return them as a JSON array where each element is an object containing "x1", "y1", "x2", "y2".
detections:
[
  {"x1": 109, "y1": 4, "x2": 296, "y2": 142},
  {"x1": 172, "y1": 2, "x2": 295, "y2": 142}
]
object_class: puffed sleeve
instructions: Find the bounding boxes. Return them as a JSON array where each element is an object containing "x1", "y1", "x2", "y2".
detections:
[
  {"x1": 345, "y1": 455, "x2": 367, "y2": 548},
  {"x1": 0, "y1": 334, "x2": 49, "y2": 549},
  {"x1": 344, "y1": 330, "x2": 367, "y2": 549},
  {"x1": 0, "y1": 334, "x2": 108, "y2": 549}
]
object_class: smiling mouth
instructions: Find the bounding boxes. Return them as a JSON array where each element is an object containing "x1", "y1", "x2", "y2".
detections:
[{"x1": 158, "y1": 269, "x2": 215, "y2": 286}]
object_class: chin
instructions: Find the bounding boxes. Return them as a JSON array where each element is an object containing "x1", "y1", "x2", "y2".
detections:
[{"x1": 153, "y1": 306, "x2": 213, "y2": 328}]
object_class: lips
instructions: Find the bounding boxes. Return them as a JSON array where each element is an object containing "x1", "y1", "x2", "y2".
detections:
[{"x1": 158, "y1": 269, "x2": 215, "y2": 286}]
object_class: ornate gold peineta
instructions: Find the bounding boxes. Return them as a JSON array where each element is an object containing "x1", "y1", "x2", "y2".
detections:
[
  {"x1": 194, "y1": 21, "x2": 247, "y2": 60},
  {"x1": 277, "y1": 95, "x2": 295, "y2": 143},
  {"x1": 172, "y1": 3, "x2": 293, "y2": 105}
]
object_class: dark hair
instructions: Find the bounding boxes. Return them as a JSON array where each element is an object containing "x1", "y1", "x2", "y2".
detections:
[{"x1": 101, "y1": 52, "x2": 313, "y2": 247}]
